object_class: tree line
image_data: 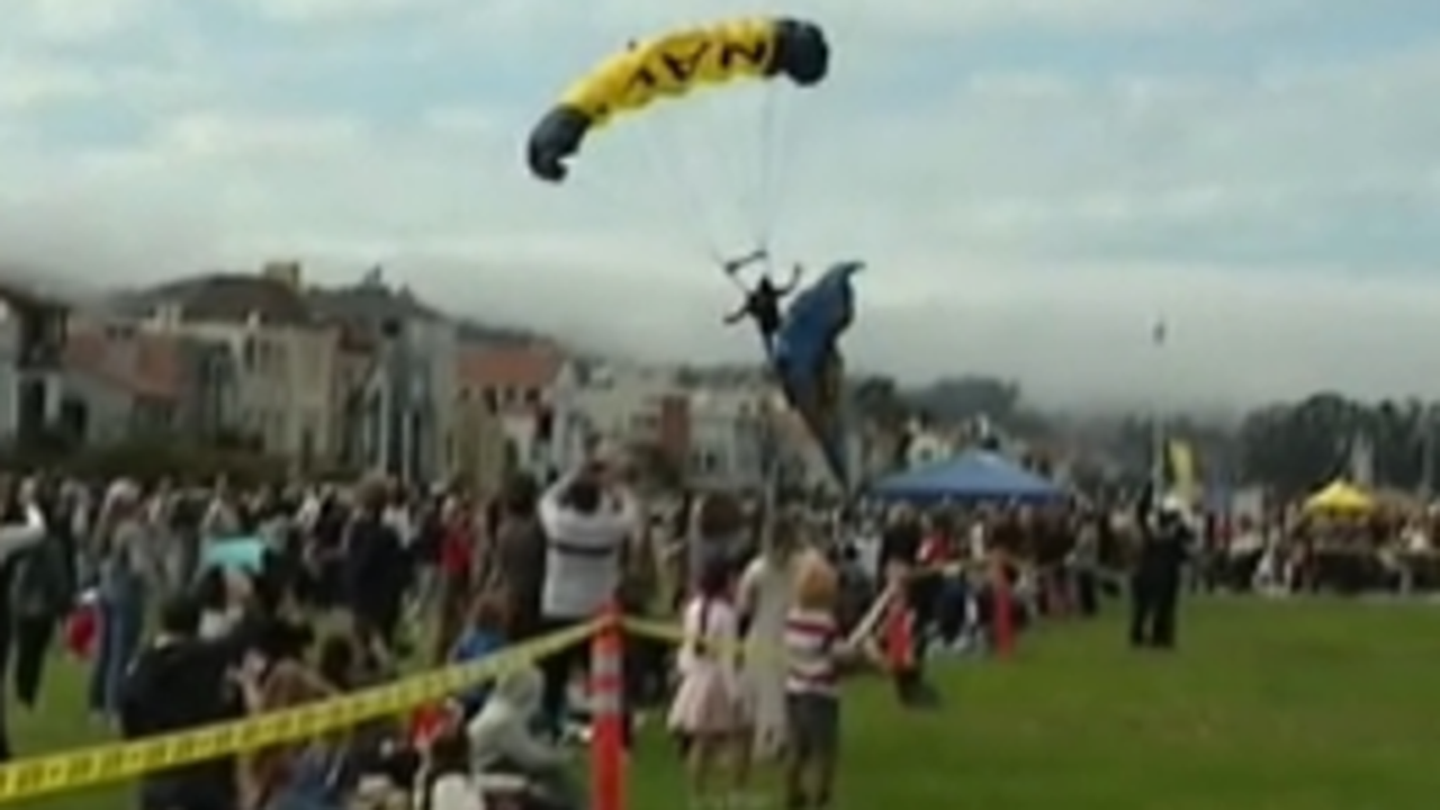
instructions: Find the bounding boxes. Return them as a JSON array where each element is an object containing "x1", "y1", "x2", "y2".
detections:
[{"x1": 851, "y1": 375, "x2": 1440, "y2": 498}]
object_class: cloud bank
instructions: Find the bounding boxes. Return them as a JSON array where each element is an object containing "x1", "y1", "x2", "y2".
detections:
[{"x1": 0, "y1": 0, "x2": 1438, "y2": 407}]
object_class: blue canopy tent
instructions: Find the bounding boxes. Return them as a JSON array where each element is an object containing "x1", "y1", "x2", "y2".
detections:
[{"x1": 870, "y1": 450, "x2": 1068, "y2": 504}]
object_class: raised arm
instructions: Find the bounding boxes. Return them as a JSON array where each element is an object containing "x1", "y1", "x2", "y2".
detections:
[
  {"x1": 0, "y1": 504, "x2": 46, "y2": 562},
  {"x1": 775, "y1": 263, "x2": 803, "y2": 294}
]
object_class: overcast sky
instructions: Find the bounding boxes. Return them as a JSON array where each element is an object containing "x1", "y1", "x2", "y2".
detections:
[{"x1": 1, "y1": 0, "x2": 1438, "y2": 408}]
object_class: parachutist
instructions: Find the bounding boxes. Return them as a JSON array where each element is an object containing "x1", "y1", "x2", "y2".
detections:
[{"x1": 724, "y1": 263, "x2": 802, "y2": 351}]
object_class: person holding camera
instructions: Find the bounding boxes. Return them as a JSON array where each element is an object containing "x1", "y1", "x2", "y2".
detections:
[{"x1": 535, "y1": 446, "x2": 639, "y2": 738}]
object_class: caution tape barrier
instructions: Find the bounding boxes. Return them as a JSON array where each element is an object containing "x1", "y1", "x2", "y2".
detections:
[
  {"x1": 0, "y1": 620, "x2": 602, "y2": 803},
  {"x1": 3, "y1": 568, "x2": 1061, "y2": 804},
  {"x1": 619, "y1": 617, "x2": 689, "y2": 646}
]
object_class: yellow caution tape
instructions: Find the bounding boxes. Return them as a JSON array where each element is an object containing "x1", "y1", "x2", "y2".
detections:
[
  {"x1": 0, "y1": 620, "x2": 601, "y2": 802},
  {"x1": 620, "y1": 617, "x2": 689, "y2": 646},
  {"x1": 622, "y1": 617, "x2": 787, "y2": 662}
]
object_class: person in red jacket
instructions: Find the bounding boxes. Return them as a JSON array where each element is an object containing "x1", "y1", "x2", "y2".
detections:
[
  {"x1": 917, "y1": 532, "x2": 956, "y2": 570},
  {"x1": 434, "y1": 496, "x2": 477, "y2": 663}
]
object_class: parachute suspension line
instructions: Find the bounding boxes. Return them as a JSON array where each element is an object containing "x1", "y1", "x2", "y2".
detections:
[
  {"x1": 688, "y1": 89, "x2": 761, "y2": 254},
  {"x1": 757, "y1": 80, "x2": 798, "y2": 264},
  {"x1": 754, "y1": 83, "x2": 783, "y2": 264},
  {"x1": 637, "y1": 9, "x2": 783, "y2": 272},
  {"x1": 636, "y1": 114, "x2": 729, "y2": 267}
]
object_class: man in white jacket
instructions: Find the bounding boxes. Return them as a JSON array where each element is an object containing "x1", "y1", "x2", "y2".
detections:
[{"x1": 536, "y1": 457, "x2": 638, "y2": 737}]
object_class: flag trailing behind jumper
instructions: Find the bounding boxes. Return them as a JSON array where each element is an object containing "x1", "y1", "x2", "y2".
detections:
[
  {"x1": 1164, "y1": 438, "x2": 1198, "y2": 504},
  {"x1": 771, "y1": 261, "x2": 862, "y2": 487}
]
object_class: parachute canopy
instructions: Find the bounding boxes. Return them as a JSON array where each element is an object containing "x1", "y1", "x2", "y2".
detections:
[{"x1": 527, "y1": 17, "x2": 831, "y2": 182}]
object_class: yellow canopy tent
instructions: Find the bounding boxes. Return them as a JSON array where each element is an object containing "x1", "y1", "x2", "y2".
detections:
[{"x1": 1304, "y1": 480, "x2": 1375, "y2": 513}]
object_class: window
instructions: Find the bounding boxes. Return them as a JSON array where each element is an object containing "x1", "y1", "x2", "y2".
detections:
[
  {"x1": 266, "y1": 340, "x2": 285, "y2": 374},
  {"x1": 630, "y1": 413, "x2": 659, "y2": 435},
  {"x1": 689, "y1": 449, "x2": 719, "y2": 474}
]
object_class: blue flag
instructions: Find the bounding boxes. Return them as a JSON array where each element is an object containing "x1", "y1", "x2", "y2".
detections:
[{"x1": 771, "y1": 261, "x2": 861, "y2": 486}]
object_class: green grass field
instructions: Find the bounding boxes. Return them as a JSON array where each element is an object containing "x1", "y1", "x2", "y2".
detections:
[{"x1": 13, "y1": 598, "x2": 1440, "y2": 809}]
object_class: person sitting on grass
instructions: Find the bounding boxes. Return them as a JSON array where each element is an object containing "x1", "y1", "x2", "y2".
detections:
[
  {"x1": 468, "y1": 666, "x2": 584, "y2": 810},
  {"x1": 449, "y1": 594, "x2": 509, "y2": 718}
]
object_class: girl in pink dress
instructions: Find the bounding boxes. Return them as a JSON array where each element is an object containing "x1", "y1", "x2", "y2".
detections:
[{"x1": 669, "y1": 561, "x2": 746, "y2": 807}]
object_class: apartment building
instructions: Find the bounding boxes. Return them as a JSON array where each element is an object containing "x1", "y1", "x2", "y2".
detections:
[
  {"x1": 457, "y1": 344, "x2": 586, "y2": 478},
  {"x1": 120, "y1": 264, "x2": 340, "y2": 467},
  {"x1": 308, "y1": 268, "x2": 458, "y2": 482},
  {"x1": 686, "y1": 384, "x2": 771, "y2": 490},
  {"x1": 573, "y1": 362, "x2": 691, "y2": 450}
]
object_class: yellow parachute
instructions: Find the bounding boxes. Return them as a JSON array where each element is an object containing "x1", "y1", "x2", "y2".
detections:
[{"x1": 527, "y1": 17, "x2": 830, "y2": 182}]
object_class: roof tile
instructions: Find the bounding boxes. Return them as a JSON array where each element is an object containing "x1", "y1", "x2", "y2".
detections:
[{"x1": 457, "y1": 345, "x2": 565, "y2": 391}]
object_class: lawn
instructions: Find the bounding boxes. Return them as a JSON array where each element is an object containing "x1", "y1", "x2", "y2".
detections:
[{"x1": 13, "y1": 598, "x2": 1440, "y2": 810}]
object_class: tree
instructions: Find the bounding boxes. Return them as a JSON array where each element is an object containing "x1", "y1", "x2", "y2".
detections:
[
  {"x1": 1235, "y1": 393, "x2": 1439, "y2": 495},
  {"x1": 1240, "y1": 394, "x2": 1354, "y2": 495},
  {"x1": 850, "y1": 375, "x2": 908, "y2": 429},
  {"x1": 905, "y1": 375, "x2": 1022, "y2": 424}
]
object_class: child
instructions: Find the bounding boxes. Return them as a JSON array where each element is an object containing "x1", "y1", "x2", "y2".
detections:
[
  {"x1": 784, "y1": 552, "x2": 859, "y2": 810},
  {"x1": 449, "y1": 595, "x2": 509, "y2": 718},
  {"x1": 669, "y1": 560, "x2": 746, "y2": 808}
]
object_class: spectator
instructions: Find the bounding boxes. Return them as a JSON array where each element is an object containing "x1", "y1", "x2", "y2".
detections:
[
  {"x1": 423, "y1": 729, "x2": 484, "y2": 810},
  {"x1": 535, "y1": 458, "x2": 637, "y2": 736},
  {"x1": 91, "y1": 479, "x2": 157, "y2": 722},
  {"x1": 467, "y1": 667, "x2": 581, "y2": 810},
  {"x1": 120, "y1": 594, "x2": 242, "y2": 810},
  {"x1": 236, "y1": 654, "x2": 341, "y2": 810},
  {"x1": 736, "y1": 511, "x2": 803, "y2": 761},
  {"x1": 433, "y1": 495, "x2": 477, "y2": 662},
  {"x1": 689, "y1": 493, "x2": 748, "y2": 590},
  {"x1": 7, "y1": 490, "x2": 71, "y2": 709},
  {"x1": 0, "y1": 487, "x2": 48, "y2": 759},
  {"x1": 669, "y1": 559, "x2": 747, "y2": 806},
  {"x1": 488, "y1": 474, "x2": 545, "y2": 641},
  {"x1": 449, "y1": 594, "x2": 508, "y2": 718},
  {"x1": 344, "y1": 478, "x2": 408, "y2": 651}
]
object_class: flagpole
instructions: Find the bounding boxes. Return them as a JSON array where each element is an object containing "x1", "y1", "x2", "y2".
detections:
[
  {"x1": 1423, "y1": 407, "x2": 1435, "y2": 501},
  {"x1": 1149, "y1": 317, "x2": 1167, "y2": 498}
]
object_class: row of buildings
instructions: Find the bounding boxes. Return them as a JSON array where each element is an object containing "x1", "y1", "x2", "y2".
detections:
[{"x1": 0, "y1": 263, "x2": 860, "y2": 492}]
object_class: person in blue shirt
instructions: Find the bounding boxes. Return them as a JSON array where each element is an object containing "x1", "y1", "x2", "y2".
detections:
[{"x1": 449, "y1": 595, "x2": 509, "y2": 718}]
